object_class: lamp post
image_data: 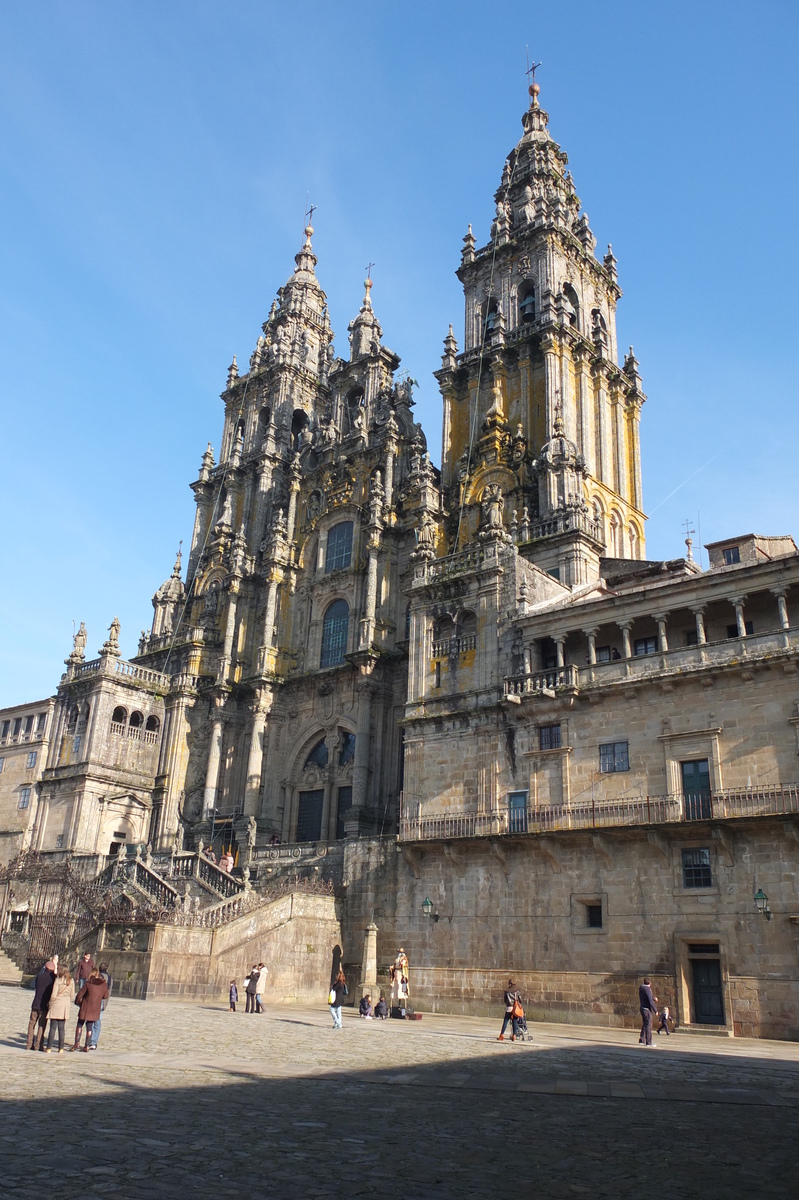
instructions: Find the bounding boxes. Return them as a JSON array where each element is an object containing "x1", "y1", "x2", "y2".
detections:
[
  {"x1": 753, "y1": 888, "x2": 772, "y2": 920},
  {"x1": 422, "y1": 897, "x2": 439, "y2": 923}
]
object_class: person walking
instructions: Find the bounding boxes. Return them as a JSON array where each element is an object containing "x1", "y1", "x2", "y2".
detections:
[
  {"x1": 329, "y1": 968, "x2": 347, "y2": 1029},
  {"x1": 89, "y1": 962, "x2": 113, "y2": 1050},
  {"x1": 254, "y1": 962, "x2": 268, "y2": 1013},
  {"x1": 639, "y1": 977, "x2": 659, "y2": 1047},
  {"x1": 229, "y1": 979, "x2": 238, "y2": 1012},
  {"x1": 497, "y1": 979, "x2": 522, "y2": 1042},
  {"x1": 44, "y1": 965, "x2": 75, "y2": 1053},
  {"x1": 27, "y1": 959, "x2": 56, "y2": 1051},
  {"x1": 657, "y1": 1005, "x2": 672, "y2": 1036},
  {"x1": 245, "y1": 965, "x2": 258, "y2": 1013},
  {"x1": 69, "y1": 968, "x2": 110, "y2": 1052}
]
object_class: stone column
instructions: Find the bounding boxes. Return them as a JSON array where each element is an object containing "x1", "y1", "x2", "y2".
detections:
[
  {"x1": 286, "y1": 456, "x2": 301, "y2": 544},
  {"x1": 655, "y1": 614, "x2": 669, "y2": 653},
  {"x1": 252, "y1": 461, "x2": 273, "y2": 552},
  {"x1": 542, "y1": 334, "x2": 559, "y2": 437},
  {"x1": 555, "y1": 636, "x2": 565, "y2": 670},
  {"x1": 360, "y1": 922, "x2": 378, "y2": 999},
  {"x1": 619, "y1": 621, "x2": 632, "y2": 660},
  {"x1": 258, "y1": 568, "x2": 284, "y2": 671},
  {"x1": 347, "y1": 675, "x2": 374, "y2": 834},
  {"x1": 203, "y1": 707, "x2": 224, "y2": 818},
  {"x1": 360, "y1": 545, "x2": 379, "y2": 650},
  {"x1": 585, "y1": 628, "x2": 598, "y2": 666},
  {"x1": 772, "y1": 590, "x2": 790, "y2": 631},
  {"x1": 732, "y1": 596, "x2": 748, "y2": 638},
  {"x1": 218, "y1": 581, "x2": 240, "y2": 683},
  {"x1": 243, "y1": 688, "x2": 272, "y2": 816},
  {"x1": 692, "y1": 607, "x2": 707, "y2": 645}
]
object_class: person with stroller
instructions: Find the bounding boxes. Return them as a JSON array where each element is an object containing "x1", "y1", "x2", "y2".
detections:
[{"x1": 497, "y1": 978, "x2": 523, "y2": 1042}]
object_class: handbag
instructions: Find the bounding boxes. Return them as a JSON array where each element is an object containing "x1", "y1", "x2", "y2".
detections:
[
  {"x1": 511, "y1": 998, "x2": 524, "y2": 1019},
  {"x1": 327, "y1": 988, "x2": 337, "y2": 1005}
]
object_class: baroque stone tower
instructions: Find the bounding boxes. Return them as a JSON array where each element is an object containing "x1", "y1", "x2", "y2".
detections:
[{"x1": 436, "y1": 79, "x2": 646, "y2": 584}]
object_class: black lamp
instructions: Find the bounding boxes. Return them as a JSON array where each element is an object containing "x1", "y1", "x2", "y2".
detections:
[{"x1": 753, "y1": 888, "x2": 772, "y2": 920}]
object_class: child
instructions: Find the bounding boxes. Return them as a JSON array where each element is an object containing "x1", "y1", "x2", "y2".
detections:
[
  {"x1": 657, "y1": 1005, "x2": 671, "y2": 1035},
  {"x1": 229, "y1": 979, "x2": 238, "y2": 1013}
]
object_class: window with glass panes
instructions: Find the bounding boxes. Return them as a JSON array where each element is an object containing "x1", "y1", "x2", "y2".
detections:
[
  {"x1": 539, "y1": 723, "x2": 561, "y2": 751},
  {"x1": 599, "y1": 741, "x2": 629, "y2": 773},
  {"x1": 320, "y1": 600, "x2": 349, "y2": 667},
  {"x1": 325, "y1": 522, "x2": 354, "y2": 573},
  {"x1": 18, "y1": 788, "x2": 31, "y2": 810},
  {"x1": 682, "y1": 847, "x2": 712, "y2": 888}
]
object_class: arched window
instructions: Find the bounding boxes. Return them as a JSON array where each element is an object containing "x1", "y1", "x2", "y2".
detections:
[
  {"x1": 257, "y1": 405, "x2": 271, "y2": 443},
  {"x1": 128, "y1": 711, "x2": 143, "y2": 740},
  {"x1": 77, "y1": 702, "x2": 90, "y2": 733},
  {"x1": 304, "y1": 738, "x2": 329, "y2": 769},
  {"x1": 563, "y1": 283, "x2": 580, "y2": 330},
  {"x1": 519, "y1": 287, "x2": 536, "y2": 324},
  {"x1": 144, "y1": 715, "x2": 160, "y2": 744},
  {"x1": 320, "y1": 599, "x2": 349, "y2": 668},
  {"x1": 325, "y1": 522, "x2": 353, "y2": 573},
  {"x1": 66, "y1": 706, "x2": 79, "y2": 735},
  {"x1": 609, "y1": 514, "x2": 621, "y2": 557},
  {"x1": 629, "y1": 524, "x2": 639, "y2": 559},
  {"x1": 291, "y1": 409, "x2": 308, "y2": 449},
  {"x1": 457, "y1": 610, "x2": 477, "y2": 641},
  {"x1": 111, "y1": 707, "x2": 127, "y2": 734},
  {"x1": 483, "y1": 300, "x2": 499, "y2": 340}
]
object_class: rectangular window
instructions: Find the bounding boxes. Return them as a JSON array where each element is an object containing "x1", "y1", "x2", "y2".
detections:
[
  {"x1": 36, "y1": 713, "x2": 46, "y2": 733},
  {"x1": 18, "y1": 787, "x2": 31, "y2": 810},
  {"x1": 685, "y1": 629, "x2": 698, "y2": 646},
  {"x1": 1, "y1": 720, "x2": 9, "y2": 739},
  {"x1": 23, "y1": 715, "x2": 34, "y2": 735},
  {"x1": 508, "y1": 790, "x2": 529, "y2": 834},
  {"x1": 325, "y1": 522, "x2": 354, "y2": 573},
  {"x1": 682, "y1": 847, "x2": 712, "y2": 889},
  {"x1": 26, "y1": 751, "x2": 37, "y2": 769},
  {"x1": 12, "y1": 718, "x2": 22, "y2": 738},
  {"x1": 586, "y1": 904, "x2": 603, "y2": 929},
  {"x1": 539, "y1": 723, "x2": 562, "y2": 751},
  {"x1": 548, "y1": 567, "x2": 560, "y2": 581},
  {"x1": 727, "y1": 621, "x2": 753, "y2": 638},
  {"x1": 722, "y1": 546, "x2": 740, "y2": 565},
  {"x1": 55, "y1": 834, "x2": 64, "y2": 849},
  {"x1": 633, "y1": 636, "x2": 657, "y2": 656},
  {"x1": 0, "y1": 757, "x2": 4, "y2": 773},
  {"x1": 296, "y1": 789, "x2": 324, "y2": 842},
  {"x1": 599, "y1": 741, "x2": 629, "y2": 773},
  {"x1": 595, "y1": 646, "x2": 611, "y2": 663}
]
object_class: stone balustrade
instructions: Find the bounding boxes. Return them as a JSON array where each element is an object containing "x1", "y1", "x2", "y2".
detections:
[
  {"x1": 399, "y1": 784, "x2": 799, "y2": 843},
  {"x1": 412, "y1": 542, "x2": 503, "y2": 586},
  {"x1": 504, "y1": 664, "x2": 579, "y2": 697},
  {"x1": 431, "y1": 634, "x2": 478, "y2": 658}
]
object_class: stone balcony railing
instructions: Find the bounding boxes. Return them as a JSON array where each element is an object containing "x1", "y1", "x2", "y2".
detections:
[
  {"x1": 398, "y1": 784, "x2": 799, "y2": 843},
  {"x1": 504, "y1": 664, "x2": 579, "y2": 697},
  {"x1": 431, "y1": 634, "x2": 478, "y2": 659},
  {"x1": 505, "y1": 627, "x2": 799, "y2": 700},
  {"x1": 412, "y1": 541, "x2": 505, "y2": 586},
  {"x1": 72, "y1": 657, "x2": 171, "y2": 689}
]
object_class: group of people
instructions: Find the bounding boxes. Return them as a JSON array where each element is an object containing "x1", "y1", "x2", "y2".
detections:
[
  {"x1": 358, "y1": 993, "x2": 388, "y2": 1019},
  {"x1": 203, "y1": 846, "x2": 235, "y2": 873},
  {"x1": 27, "y1": 950, "x2": 112, "y2": 1053},
  {"x1": 230, "y1": 962, "x2": 268, "y2": 1012},
  {"x1": 638, "y1": 978, "x2": 673, "y2": 1044}
]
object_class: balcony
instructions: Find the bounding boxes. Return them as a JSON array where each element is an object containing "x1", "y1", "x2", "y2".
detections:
[
  {"x1": 504, "y1": 665, "x2": 579, "y2": 698},
  {"x1": 398, "y1": 784, "x2": 799, "y2": 843},
  {"x1": 431, "y1": 634, "x2": 478, "y2": 658},
  {"x1": 412, "y1": 542, "x2": 504, "y2": 587}
]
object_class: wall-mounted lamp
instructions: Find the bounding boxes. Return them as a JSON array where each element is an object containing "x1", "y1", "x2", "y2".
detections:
[
  {"x1": 754, "y1": 888, "x2": 772, "y2": 920},
  {"x1": 422, "y1": 897, "x2": 439, "y2": 922}
]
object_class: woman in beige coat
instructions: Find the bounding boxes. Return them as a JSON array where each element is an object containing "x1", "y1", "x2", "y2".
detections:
[{"x1": 45, "y1": 965, "x2": 75, "y2": 1053}]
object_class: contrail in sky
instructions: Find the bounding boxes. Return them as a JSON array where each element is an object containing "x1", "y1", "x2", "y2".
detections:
[{"x1": 647, "y1": 452, "x2": 722, "y2": 516}]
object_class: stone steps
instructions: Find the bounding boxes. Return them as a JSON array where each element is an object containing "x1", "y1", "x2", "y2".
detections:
[{"x1": 0, "y1": 947, "x2": 23, "y2": 986}]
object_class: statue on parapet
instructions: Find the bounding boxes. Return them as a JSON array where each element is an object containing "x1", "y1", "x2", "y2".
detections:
[
  {"x1": 68, "y1": 621, "x2": 87, "y2": 664},
  {"x1": 100, "y1": 616, "x2": 122, "y2": 658},
  {"x1": 411, "y1": 510, "x2": 437, "y2": 562}
]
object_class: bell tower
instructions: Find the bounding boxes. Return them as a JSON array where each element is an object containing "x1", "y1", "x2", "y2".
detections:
[{"x1": 436, "y1": 77, "x2": 646, "y2": 582}]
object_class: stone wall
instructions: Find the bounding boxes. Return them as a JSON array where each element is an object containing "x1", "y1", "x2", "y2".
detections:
[{"x1": 341, "y1": 824, "x2": 799, "y2": 1039}]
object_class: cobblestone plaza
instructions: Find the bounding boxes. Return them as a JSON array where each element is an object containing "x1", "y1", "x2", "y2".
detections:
[{"x1": 2, "y1": 988, "x2": 798, "y2": 1198}]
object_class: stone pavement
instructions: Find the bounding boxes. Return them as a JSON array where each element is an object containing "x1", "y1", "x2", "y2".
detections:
[{"x1": 1, "y1": 987, "x2": 798, "y2": 1198}]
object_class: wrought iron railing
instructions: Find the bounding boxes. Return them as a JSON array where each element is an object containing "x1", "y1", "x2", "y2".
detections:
[{"x1": 398, "y1": 785, "x2": 799, "y2": 843}]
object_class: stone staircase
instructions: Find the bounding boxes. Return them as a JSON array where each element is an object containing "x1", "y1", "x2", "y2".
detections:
[{"x1": 0, "y1": 947, "x2": 23, "y2": 987}]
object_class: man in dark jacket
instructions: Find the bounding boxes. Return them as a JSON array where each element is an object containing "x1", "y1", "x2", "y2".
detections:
[
  {"x1": 27, "y1": 960, "x2": 56, "y2": 1051},
  {"x1": 638, "y1": 978, "x2": 659, "y2": 1047},
  {"x1": 89, "y1": 962, "x2": 113, "y2": 1050}
]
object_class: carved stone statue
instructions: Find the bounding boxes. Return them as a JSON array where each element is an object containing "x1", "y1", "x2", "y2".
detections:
[
  {"x1": 69, "y1": 621, "x2": 87, "y2": 663},
  {"x1": 100, "y1": 616, "x2": 122, "y2": 658},
  {"x1": 482, "y1": 484, "x2": 504, "y2": 530},
  {"x1": 121, "y1": 927, "x2": 134, "y2": 951},
  {"x1": 411, "y1": 511, "x2": 437, "y2": 562}
]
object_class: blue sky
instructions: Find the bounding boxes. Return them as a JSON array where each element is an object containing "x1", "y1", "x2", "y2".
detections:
[{"x1": 1, "y1": 1, "x2": 797, "y2": 705}]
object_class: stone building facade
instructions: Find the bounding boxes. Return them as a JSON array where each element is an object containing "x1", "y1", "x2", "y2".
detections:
[
  {"x1": 2, "y1": 80, "x2": 798, "y2": 1037},
  {"x1": 0, "y1": 698, "x2": 55, "y2": 861}
]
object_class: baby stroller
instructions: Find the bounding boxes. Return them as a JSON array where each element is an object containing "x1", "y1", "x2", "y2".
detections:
[{"x1": 514, "y1": 997, "x2": 532, "y2": 1042}]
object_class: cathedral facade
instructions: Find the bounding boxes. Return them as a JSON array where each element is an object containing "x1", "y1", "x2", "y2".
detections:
[{"x1": 3, "y1": 81, "x2": 798, "y2": 1038}]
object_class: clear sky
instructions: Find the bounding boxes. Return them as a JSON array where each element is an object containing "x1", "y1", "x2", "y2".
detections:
[{"x1": 1, "y1": 1, "x2": 797, "y2": 705}]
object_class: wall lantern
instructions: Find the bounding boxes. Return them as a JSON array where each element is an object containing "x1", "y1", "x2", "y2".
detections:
[
  {"x1": 753, "y1": 888, "x2": 772, "y2": 920},
  {"x1": 422, "y1": 897, "x2": 439, "y2": 922}
]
